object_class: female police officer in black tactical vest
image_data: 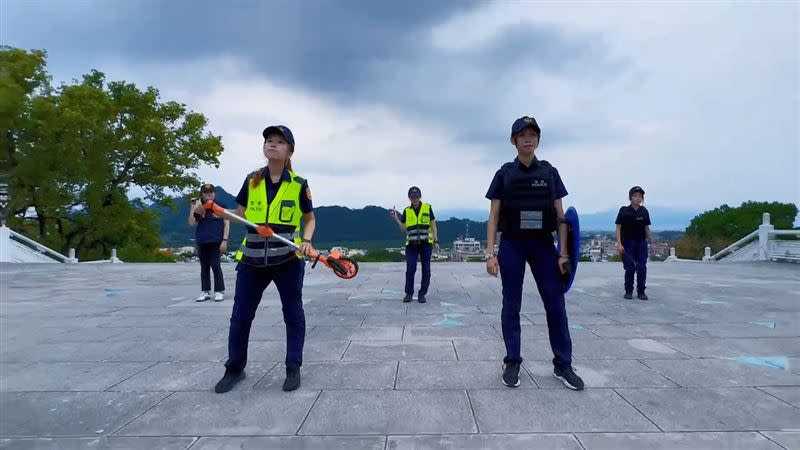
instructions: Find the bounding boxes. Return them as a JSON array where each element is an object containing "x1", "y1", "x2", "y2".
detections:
[
  {"x1": 615, "y1": 186, "x2": 652, "y2": 300},
  {"x1": 484, "y1": 116, "x2": 584, "y2": 391},
  {"x1": 214, "y1": 125, "x2": 315, "y2": 394}
]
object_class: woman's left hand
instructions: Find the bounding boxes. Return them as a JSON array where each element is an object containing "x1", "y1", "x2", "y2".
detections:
[
  {"x1": 558, "y1": 255, "x2": 570, "y2": 274},
  {"x1": 300, "y1": 241, "x2": 315, "y2": 257},
  {"x1": 219, "y1": 241, "x2": 228, "y2": 253}
]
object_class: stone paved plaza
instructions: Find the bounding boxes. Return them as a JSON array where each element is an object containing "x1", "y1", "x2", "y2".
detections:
[{"x1": 1, "y1": 261, "x2": 799, "y2": 449}]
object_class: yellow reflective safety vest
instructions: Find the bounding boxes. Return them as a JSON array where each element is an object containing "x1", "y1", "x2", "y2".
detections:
[
  {"x1": 404, "y1": 203, "x2": 434, "y2": 245},
  {"x1": 235, "y1": 171, "x2": 304, "y2": 266}
]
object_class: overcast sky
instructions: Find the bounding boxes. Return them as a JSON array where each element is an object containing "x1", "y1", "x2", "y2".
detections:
[{"x1": 3, "y1": 0, "x2": 798, "y2": 214}]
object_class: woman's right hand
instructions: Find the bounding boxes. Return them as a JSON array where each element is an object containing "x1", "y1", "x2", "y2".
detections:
[
  {"x1": 486, "y1": 256, "x2": 499, "y2": 277},
  {"x1": 389, "y1": 206, "x2": 397, "y2": 218},
  {"x1": 615, "y1": 241, "x2": 624, "y2": 253}
]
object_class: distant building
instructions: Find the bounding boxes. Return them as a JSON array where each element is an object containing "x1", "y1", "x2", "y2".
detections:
[{"x1": 453, "y1": 237, "x2": 482, "y2": 255}]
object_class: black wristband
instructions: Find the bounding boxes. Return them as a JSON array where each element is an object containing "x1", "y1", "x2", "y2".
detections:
[{"x1": 302, "y1": 239, "x2": 312, "y2": 243}]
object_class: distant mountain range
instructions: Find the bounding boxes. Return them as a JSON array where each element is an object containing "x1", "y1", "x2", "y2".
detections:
[
  {"x1": 155, "y1": 188, "x2": 692, "y2": 249},
  {"x1": 437, "y1": 207, "x2": 698, "y2": 231}
]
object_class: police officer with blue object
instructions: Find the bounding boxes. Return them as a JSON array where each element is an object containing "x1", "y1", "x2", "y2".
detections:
[{"x1": 484, "y1": 115, "x2": 584, "y2": 391}]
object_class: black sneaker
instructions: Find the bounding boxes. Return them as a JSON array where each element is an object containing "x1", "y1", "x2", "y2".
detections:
[
  {"x1": 502, "y1": 362, "x2": 521, "y2": 387},
  {"x1": 417, "y1": 294, "x2": 427, "y2": 303},
  {"x1": 283, "y1": 366, "x2": 301, "y2": 391},
  {"x1": 214, "y1": 368, "x2": 245, "y2": 393},
  {"x1": 403, "y1": 294, "x2": 413, "y2": 303},
  {"x1": 624, "y1": 291, "x2": 633, "y2": 299},
  {"x1": 554, "y1": 366, "x2": 584, "y2": 390},
  {"x1": 637, "y1": 292, "x2": 648, "y2": 301}
]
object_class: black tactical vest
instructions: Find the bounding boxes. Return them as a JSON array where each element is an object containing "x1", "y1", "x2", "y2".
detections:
[{"x1": 499, "y1": 160, "x2": 557, "y2": 238}]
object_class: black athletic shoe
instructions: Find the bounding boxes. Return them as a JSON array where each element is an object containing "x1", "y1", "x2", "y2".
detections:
[
  {"x1": 502, "y1": 362, "x2": 521, "y2": 387},
  {"x1": 283, "y1": 366, "x2": 301, "y2": 391},
  {"x1": 214, "y1": 368, "x2": 245, "y2": 393},
  {"x1": 417, "y1": 294, "x2": 427, "y2": 303},
  {"x1": 624, "y1": 291, "x2": 633, "y2": 300},
  {"x1": 403, "y1": 294, "x2": 413, "y2": 303},
  {"x1": 637, "y1": 292, "x2": 648, "y2": 301},
  {"x1": 554, "y1": 366, "x2": 584, "y2": 390}
]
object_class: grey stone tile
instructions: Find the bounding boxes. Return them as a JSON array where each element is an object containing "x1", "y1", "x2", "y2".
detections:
[
  {"x1": 40, "y1": 327, "x2": 131, "y2": 343},
  {"x1": 191, "y1": 436, "x2": 385, "y2": 450},
  {"x1": 759, "y1": 386, "x2": 800, "y2": 407},
  {"x1": 108, "y1": 341, "x2": 228, "y2": 362},
  {"x1": 760, "y1": 431, "x2": 800, "y2": 450},
  {"x1": 108, "y1": 361, "x2": 276, "y2": 392},
  {"x1": 387, "y1": 434, "x2": 582, "y2": 450},
  {"x1": 574, "y1": 339, "x2": 689, "y2": 359},
  {"x1": 453, "y1": 340, "x2": 556, "y2": 361},
  {"x1": 247, "y1": 341, "x2": 349, "y2": 362},
  {"x1": 306, "y1": 326, "x2": 403, "y2": 341},
  {"x1": 0, "y1": 362, "x2": 153, "y2": 392},
  {"x1": 2, "y1": 342, "x2": 140, "y2": 363},
  {"x1": 253, "y1": 361, "x2": 396, "y2": 390},
  {"x1": 588, "y1": 324, "x2": 696, "y2": 339},
  {"x1": 107, "y1": 327, "x2": 221, "y2": 342},
  {"x1": 0, "y1": 391, "x2": 167, "y2": 437},
  {"x1": 577, "y1": 432, "x2": 784, "y2": 450},
  {"x1": 344, "y1": 342, "x2": 456, "y2": 361},
  {"x1": 0, "y1": 437, "x2": 196, "y2": 449},
  {"x1": 526, "y1": 360, "x2": 679, "y2": 388},
  {"x1": 304, "y1": 314, "x2": 366, "y2": 326},
  {"x1": 299, "y1": 390, "x2": 476, "y2": 435},
  {"x1": 115, "y1": 391, "x2": 319, "y2": 436},
  {"x1": 642, "y1": 359, "x2": 800, "y2": 387},
  {"x1": 469, "y1": 389, "x2": 656, "y2": 432},
  {"x1": 658, "y1": 337, "x2": 800, "y2": 358},
  {"x1": 402, "y1": 326, "x2": 500, "y2": 341},
  {"x1": 364, "y1": 314, "x2": 492, "y2": 327},
  {"x1": 616, "y1": 387, "x2": 800, "y2": 431},
  {"x1": 672, "y1": 322, "x2": 800, "y2": 338},
  {"x1": 396, "y1": 360, "x2": 535, "y2": 389},
  {"x1": 98, "y1": 316, "x2": 204, "y2": 327}
]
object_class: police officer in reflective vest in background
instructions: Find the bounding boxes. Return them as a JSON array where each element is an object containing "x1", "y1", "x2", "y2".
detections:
[
  {"x1": 391, "y1": 187, "x2": 440, "y2": 303},
  {"x1": 485, "y1": 116, "x2": 584, "y2": 391}
]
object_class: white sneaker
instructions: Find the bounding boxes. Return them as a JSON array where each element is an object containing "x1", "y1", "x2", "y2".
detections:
[
  {"x1": 213, "y1": 292, "x2": 224, "y2": 302},
  {"x1": 196, "y1": 292, "x2": 211, "y2": 302}
]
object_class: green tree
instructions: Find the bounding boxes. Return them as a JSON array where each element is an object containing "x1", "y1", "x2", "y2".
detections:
[
  {"x1": 676, "y1": 201, "x2": 798, "y2": 258},
  {"x1": 354, "y1": 248, "x2": 406, "y2": 262},
  {"x1": 2, "y1": 47, "x2": 223, "y2": 261}
]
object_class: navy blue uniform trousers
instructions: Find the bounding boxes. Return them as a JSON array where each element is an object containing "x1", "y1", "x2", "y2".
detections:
[
  {"x1": 498, "y1": 236, "x2": 572, "y2": 370},
  {"x1": 623, "y1": 239, "x2": 648, "y2": 293},
  {"x1": 405, "y1": 243, "x2": 432, "y2": 296},
  {"x1": 225, "y1": 259, "x2": 305, "y2": 371}
]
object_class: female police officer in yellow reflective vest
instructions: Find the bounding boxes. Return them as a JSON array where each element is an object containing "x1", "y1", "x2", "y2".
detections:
[
  {"x1": 391, "y1": 187, "x2": 440, "y2": 303},
  {"x1": 214, "y1": 125, "x2": 315, "y2": 394}
]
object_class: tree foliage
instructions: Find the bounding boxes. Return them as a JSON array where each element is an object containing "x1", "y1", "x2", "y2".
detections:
[
  {"x1": 2, "y1": 47, "x2": 223, "y2": 261},
  {"x1": 676, "y1": 201, "x2": 797, "y2": 258}
]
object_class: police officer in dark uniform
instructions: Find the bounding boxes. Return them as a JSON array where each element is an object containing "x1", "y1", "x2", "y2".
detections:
[
  {"x1": 390, "y1": 187, "x2": 440, "y2": 303},
  {"x1": 214, "y1": 125, "x2": 316, "y2": 393},
  {"x1": 615, "y1": 186, "x2": 651, "y2": 300},
  {"x1": 485, "y1": 115, "x2": 584, "y2": 391}
]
